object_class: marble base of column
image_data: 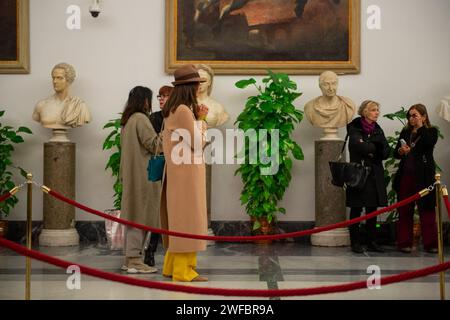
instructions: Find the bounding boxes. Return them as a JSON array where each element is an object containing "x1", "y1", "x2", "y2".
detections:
[
  {"x1": 311, "y1": 228, "x2": 350, "y2": 247},
  {"x1": 311, "y1": 140, "x2": 350, "y2": 247},
  {"x1": 39, "y1": 228, "x2": 79, "y2": 246}
]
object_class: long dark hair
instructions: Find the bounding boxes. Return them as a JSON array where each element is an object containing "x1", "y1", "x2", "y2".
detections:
[
  {"x1": 162, "y1": 83, "x2": 199, "y2": 119},
  {"x1": 120, "y1": 86, "x2": 153, "y2": 126},
  {"x1": 406, "y1": 103, "x2": 432, "y2": 130}
]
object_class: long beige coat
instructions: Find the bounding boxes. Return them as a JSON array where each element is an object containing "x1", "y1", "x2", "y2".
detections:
[
  {"x1": 120, "y1": 113, "x2": 162, "y2": 228},
  {"x1": 160, "y1": 105, "x2": 207, "y2": 253}
]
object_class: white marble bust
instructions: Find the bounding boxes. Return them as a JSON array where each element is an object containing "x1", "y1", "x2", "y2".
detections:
[
  {"x1": 437, "y1": 95, "x2": 450, "y2": 122},
  {"x1": 32, "y1": 63, "x2": 91, "y2": 142},
  {"x1": 195, "y1": 64, "x2": 229, "y2": 128},
  {"x1": 304, "y1": 71, "x2": 356, "y2": 140}
]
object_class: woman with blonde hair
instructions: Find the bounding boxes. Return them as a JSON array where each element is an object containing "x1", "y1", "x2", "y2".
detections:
[{"x1": 346, "y1": 100, "x2": 390, "y2": 253}]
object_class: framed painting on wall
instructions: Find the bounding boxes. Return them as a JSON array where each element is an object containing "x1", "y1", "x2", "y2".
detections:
[
  {"x1": 166, "y1": 0, "x2": 360, "y2": 75},
  {"x1": 0, "y1": 0, "x2": 30, "y2": 74}
]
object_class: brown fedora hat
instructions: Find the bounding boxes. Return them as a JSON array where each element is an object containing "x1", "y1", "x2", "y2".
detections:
[{"x1": 172, "y1": 64, "x2": 206, "y2": 86}]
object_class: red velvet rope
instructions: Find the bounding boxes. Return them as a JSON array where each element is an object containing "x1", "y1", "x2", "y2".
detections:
[
  {"x1": 0, "y1": 191, "x2": 12, "y2": 203},
  {"x1": 444, "y1": 195, "x2": 450, "y2": 219},
  {"x1": 48, "y1": 189, "x2": 421, "y2": 242},
  {"x1": 0, "y1": 237, "x2": 449, "y2": 297}
]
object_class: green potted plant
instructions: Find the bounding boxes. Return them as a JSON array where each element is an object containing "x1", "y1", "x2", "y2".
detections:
[
  {"x1": 102, "y1": 115, "x2": 124, "y2": 249},
  {"x1": 103, "y1": 115, "x2": 122, "y2": 210},
  {"x1": 0, "y1": 110, "x2": 33, "y2": 238},
  {"x1": 234, "y1": 71, "x2": 304, "y2": 235}
]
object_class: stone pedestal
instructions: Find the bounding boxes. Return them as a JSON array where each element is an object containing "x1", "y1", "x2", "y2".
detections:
[
  {"x1": 311, "y1": 140, "x2": 350, "y2": 247},
  {"x1": 39, "y1": 142, "x2": 79, "y2": 247},
  {"x1": 206, "y1": 164, "x2": 215, "y2": 245},
  {"x1": 206, "y1": 164, "x2": 212, "y2": 228}
]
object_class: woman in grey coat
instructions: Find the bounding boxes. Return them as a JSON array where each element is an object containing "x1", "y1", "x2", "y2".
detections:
[{"x1": 120, "y1": 86, "x2": 162, "y2": 273}]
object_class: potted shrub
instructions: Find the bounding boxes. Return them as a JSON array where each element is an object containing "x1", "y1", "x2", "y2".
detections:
[
  {"x1": 0, "y1": 110, "x2": 32, "y2": 238},
  {"x1": 234, "y1": 71, "x2": 304, "y2": 236},
  {"x1": 103, "y1": 116, "x2": 122, "y2": 210},
  {"x1": 102, "y1": 115, "x2": 124, "y2": 249}
]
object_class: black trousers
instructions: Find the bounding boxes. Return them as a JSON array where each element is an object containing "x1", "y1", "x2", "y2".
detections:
[
  {"x1": 148, "y1": 232, "x2": 160, "y2": 253},
  {"x1": 349, "y1": 207, "x2": 377, "y2": 245}
]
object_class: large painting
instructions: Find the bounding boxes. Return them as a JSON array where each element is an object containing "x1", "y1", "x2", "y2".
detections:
[
  {"x1": 0, "y1": 0, "x2": 30, "y2": 74},
  {"x1": 166, "y1": 0, "x2": 360, "y2": 74}
]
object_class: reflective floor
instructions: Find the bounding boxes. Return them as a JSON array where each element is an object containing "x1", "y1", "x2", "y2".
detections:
[{"x1": 0, "y1": 242, "x2": 449, "y2": 300}]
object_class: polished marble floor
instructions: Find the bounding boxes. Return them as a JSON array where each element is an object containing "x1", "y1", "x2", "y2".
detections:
[{"x1": 0, "y1": 242, "x2": 449, "y2": 300}]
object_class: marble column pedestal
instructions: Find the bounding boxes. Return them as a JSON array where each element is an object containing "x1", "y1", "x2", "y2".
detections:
[
  {"x1": 39, "y1": 142, "x2": 79, "y2": 247},
  {"x1": 206, "y1": 164, "x2": 215, "y2": 245},
  {"x1": 311, "y1": 140, "x2": 350, "y2": 247}
]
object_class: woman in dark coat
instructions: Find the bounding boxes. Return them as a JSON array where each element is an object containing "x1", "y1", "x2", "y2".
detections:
[
  {"x1": 393, "y1": 104, "x2": 438, "y2": 253},
  {"x1": 346, "y1": 100, "x2": 390, "y2": 253}
]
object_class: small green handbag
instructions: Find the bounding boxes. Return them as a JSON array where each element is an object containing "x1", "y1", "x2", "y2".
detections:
[{"x1": 147, "y1": 154, "x2": 165, "y2": 182}]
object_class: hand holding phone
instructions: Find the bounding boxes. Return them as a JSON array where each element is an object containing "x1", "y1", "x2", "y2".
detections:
[{"x1": 400, "y1": 139, "x2": 407, "y2": 147}]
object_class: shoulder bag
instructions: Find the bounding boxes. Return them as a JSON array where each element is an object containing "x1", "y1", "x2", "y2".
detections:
[
  {"x1": 147, "y1": 123, "x2": 165, "y2": 182},
  {"x1": 329, "y1": 134, "x2": 371, "y2": 190}
]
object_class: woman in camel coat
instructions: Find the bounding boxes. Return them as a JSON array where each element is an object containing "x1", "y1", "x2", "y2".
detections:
[{"x1": 160, "y1": 65, "x2": 209, "y2": 282}]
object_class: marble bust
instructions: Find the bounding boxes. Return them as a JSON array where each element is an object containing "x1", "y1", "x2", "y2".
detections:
[
  {"x1": 195, "y1": 64, "x2": 229, "y2": 128},
  {"x1": 437, "y1": 95, "x2": 450, "y2": 122},
  {"x1": 304, "y1": 71, "x2": 356, "y2": 140},
  {"x1": 32, "y1": 63, "x2": 91, "y2": 142}
]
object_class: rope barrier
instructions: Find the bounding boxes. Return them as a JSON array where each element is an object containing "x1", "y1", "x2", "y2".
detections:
[
  {"x1": 444, "y1": 193, "x2": 450, "y2": 220},
  {"x1": 46, "y1": 187, "x2": 422, "y2": 242},
  {"x1": 0, "y1": 185, "x2": 22, "y2": 203},
  {"x1": 0, "y1": 191, "x2": 12, "y2": 203},
  {"x1": 0, "y1": 237, "x2": 449, "y2": 297}
]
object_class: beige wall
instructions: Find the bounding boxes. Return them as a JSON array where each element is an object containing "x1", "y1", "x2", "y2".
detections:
[{"x1": 1, "y1": 0, "x2": 449, "y2": 222}]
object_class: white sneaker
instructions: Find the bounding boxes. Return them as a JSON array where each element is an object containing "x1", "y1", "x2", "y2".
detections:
[{"x1": 126, "y1": 257, "x2": 157, "y2": 274}]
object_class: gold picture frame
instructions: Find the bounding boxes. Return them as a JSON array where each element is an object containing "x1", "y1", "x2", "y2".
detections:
[
  {"x1": 0, "y1": 0, "x2": 30, "y2": 74},
  {"x1": 166, "y1": 0, "x2": 360, "y2": 75}
]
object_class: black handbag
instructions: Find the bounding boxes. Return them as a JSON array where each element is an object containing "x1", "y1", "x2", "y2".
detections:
[{"x1": 329, "y1": 134, "x2": 371, "y2": 190}]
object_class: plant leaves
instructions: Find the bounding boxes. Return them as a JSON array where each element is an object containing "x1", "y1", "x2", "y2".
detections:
[
  {"x1": 235, "y1": 79, "x2": 256, "y2": 89},
  {"x1": 16, "y1": 127, "x2": 33, "y2": 134}
]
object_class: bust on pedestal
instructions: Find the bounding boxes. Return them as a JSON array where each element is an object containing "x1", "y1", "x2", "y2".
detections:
[
  {"x1": 195, "y1": 64, "x2": 230, "y2": 240},
  {"x1": 305, "y1": 71, "x2": 355, "y2": 247},
  {"x1": 32, "y1": 62, "x2": 91, "y2": 246},
  {"x1": 437, "y1": 95, "x2": 450, "y2": 123},
  {"x1": 304, "y1": 71, "x2": 356, "y2": 140}
]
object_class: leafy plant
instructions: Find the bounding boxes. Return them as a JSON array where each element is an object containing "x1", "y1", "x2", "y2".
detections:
[
  {"x1": 103, "y1": 115, "x2": 122, "y2": 210},
  {"x1": 234, "y1": 71, "x2": 304, "y2": 231},
  {"x1": 383, "y1": 108, "x2": 444, "y2": 223},
  {"x1": 0, "y1": 110, "x2": 32, "y2": 218}
]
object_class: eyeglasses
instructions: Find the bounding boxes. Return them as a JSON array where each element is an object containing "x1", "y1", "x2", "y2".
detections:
[
  {"x1": 407, "y1": 113, "x2": 420, "y2": 119},
  {"x1": 157, "y1": 95, "x2": 169, "y2": 99}
]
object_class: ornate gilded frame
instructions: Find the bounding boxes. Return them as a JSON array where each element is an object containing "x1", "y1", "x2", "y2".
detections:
[
  {"x1": 165, "y1": 0, "x2": 360, "y2": 75},
  {"x1": 0, "y1": 0, "x2": 30, "y2": 74}
]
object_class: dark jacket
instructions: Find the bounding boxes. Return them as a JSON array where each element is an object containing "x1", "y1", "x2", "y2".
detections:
[
  {"x1": 346, "y1": 117, "x2": 390, "y2": 208},
  {"x1": 149, "y1": 111, "x2": 164, "y2": 134},
  {"x1": 393, "y1": 126, "x2": 438, "y2": 211}
]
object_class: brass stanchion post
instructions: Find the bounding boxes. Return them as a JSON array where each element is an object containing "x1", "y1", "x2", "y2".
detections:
[
  {"x1": 25, "y1": 173, "x2": 32, "y2": 300},
  {"x1": 435, "y1": 174, "x2": 445, "y2": 301}
]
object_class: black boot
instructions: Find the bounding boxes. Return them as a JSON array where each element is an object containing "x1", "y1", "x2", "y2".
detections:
[
  {"x1": 365, "y1": 216, "x2": 384, "y2": 252},
  {"x1": 367, "y1": 241, "x2": 384, "y2": 253},
  {"x1": 144, "y1": 233, "x2": 160, "y2": 266},
  {"x1": 144, "y1": 249, "x2": 155, "y2": 267},
  {"x1": 349, "y1": 224, "x2": 364, "y2": 254}
]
